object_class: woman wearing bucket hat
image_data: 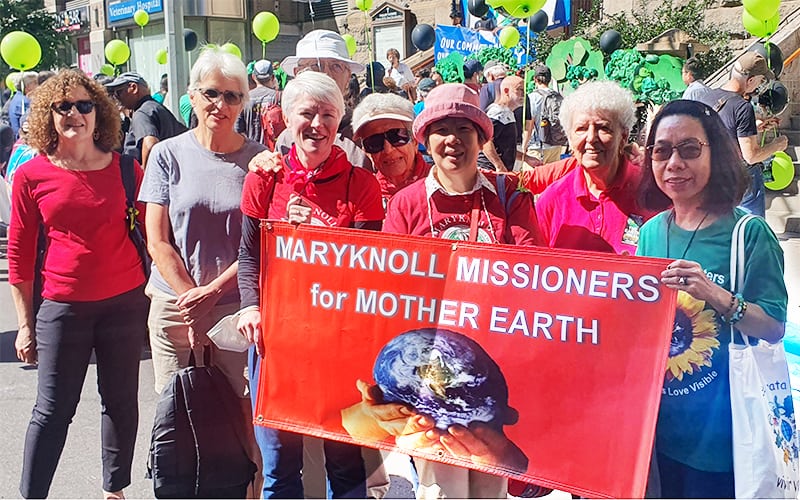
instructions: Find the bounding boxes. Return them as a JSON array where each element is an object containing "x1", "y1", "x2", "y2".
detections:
[{"x1": 381, "y1": 83, "x2": 545, "y2": 498}]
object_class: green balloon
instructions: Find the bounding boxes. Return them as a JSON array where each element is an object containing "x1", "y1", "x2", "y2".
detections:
[
  {"x1": 221, "y1": 43, "x2": 242, "y2": 59},
  {"x1": 0, "y1": 31, "x2": 42, "y2": 70},
  {"x1": 743, "y1": 8, "x2": 779, "y2": 37},
  {"x1": 355, "y1": 0, "x2": 372, "y2": 11},
  {"x1": 156, "y1": 48, "x2": 168, "y2": 65},
  {"x1": 342, "y1": 34, "x2": 357, "y2": 57},
  {"x1": 5, "y1": 73, "x2": 17, "y2": 92},
  {"x1": 105, "y1": 39, "x2": 130, "y2": 66},
  {"x1": 100, "y1": 63, "x2": 115, "y2": 76},
  {"x1": 498, "y1": 26, "x2": 520, "y2": 49},
  {"x1": 766, "y1": 151, "x2": 795, "y2": 191},
  {"x1": 742, "y1": 0, "x2": 779, "y2": 21},
  {"x1": 252, "y1": 12, "x2": 280, "y2": 43},
  {"x1": 133, "y1": 9, "x2": 149, "y2": 27}
]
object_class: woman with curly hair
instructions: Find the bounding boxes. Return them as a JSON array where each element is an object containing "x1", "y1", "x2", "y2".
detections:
[{"x1": 7, "y1": 69, "x2": 148, "y2": 499}]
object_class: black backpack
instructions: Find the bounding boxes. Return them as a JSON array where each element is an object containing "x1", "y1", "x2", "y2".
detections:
[
  {"x1": 536, "y1": 89, "x2": 568, "y2": 146},
  {"x1": 147, "y1": 350, "x2": 256, "y2": 498}
]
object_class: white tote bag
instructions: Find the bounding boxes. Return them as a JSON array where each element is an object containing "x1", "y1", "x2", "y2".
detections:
[{"x1": 729, "y1": 215, "x2": 800, "y2": 499}]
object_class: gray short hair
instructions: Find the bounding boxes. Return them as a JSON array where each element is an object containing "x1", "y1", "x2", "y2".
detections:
[
  {"x1": 559, "y1": 80, "x2": 636, "y2": 135},
  {"x1": 189, "y1": 46, "x2": 249, "y2": 98},
  {"x1": 352, "y1": 92, "x2": 414, "y2": 137},
  {"x1": 282, "y1": 71, "x2": 344, "y2": 122}
]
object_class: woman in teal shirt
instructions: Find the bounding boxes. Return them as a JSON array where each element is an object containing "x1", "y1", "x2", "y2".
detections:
[{"x1": 637, "y1": 99, "x2": 787, "y2": 498}]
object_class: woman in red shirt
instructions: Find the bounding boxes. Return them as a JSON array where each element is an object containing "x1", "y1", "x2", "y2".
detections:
[{"x1": 7, "y1": 70, "x2": 147, "y2": 499}]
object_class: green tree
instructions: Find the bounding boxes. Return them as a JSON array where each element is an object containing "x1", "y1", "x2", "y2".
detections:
[
  {"x1": 0, "y1": 0, "x2": 70, "y2": 74},
  {"x1": 532, "y1": 0, "x2": 731, "y2": 77}
]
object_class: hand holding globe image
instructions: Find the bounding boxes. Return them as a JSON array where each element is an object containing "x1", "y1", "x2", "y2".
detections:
[{"x1": 340, "y1": 328, "x2": 529, "y2": 474}]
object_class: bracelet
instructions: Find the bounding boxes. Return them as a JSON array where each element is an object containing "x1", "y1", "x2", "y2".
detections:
[
  {"x1": 724, "y1": 293, "x2": 747, "y2": 325},
  {"x1": 721, "y1": 292, "x2": 737, "y2": 319},
  {"x1": 731, "y1": 297, "x2": 748, "y2": 325}
]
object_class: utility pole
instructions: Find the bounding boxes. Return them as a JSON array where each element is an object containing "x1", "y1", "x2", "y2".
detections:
[{"x1": 164, "y1": 0, "x2": 188, "y2": 119}]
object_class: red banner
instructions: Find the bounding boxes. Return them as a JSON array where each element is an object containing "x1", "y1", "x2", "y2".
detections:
[{"x1": 255, "y1": 222, "x2": 675, "y2": 498}]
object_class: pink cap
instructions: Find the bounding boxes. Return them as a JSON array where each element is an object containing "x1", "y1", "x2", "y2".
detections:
[{"x1": 412, "y1": 83, "x2": 493, "y2": 144}]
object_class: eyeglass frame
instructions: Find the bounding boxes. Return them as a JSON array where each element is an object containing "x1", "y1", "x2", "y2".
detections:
[
  {"x1": 193, "y1": 87, "x2": 245, "y2": 106},
  {"x1": 295, "y1": 59, "x2": 349, "y2": 76},
  {"x1": 646, "y1": 138, "x2": 710, "y2": 162}
]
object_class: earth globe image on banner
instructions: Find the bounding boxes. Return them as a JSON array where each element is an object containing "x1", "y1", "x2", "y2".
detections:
[{"x1": 373, "y1": 328, "x2": 512, "y2": 430}]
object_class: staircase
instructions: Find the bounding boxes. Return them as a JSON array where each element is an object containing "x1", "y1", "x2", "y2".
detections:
[{"x1": 701, "y1": 6, "x2": 800, "y2": 235}]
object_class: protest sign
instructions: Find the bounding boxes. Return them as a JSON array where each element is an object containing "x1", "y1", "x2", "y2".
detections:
[{"x1": 254, "y1": 222, "x2": 675, "y2": 498}]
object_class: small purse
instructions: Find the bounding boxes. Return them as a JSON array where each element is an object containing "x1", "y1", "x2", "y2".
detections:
[{"x1": 728, "y1": 214, "x2": 800, "y2": 498}]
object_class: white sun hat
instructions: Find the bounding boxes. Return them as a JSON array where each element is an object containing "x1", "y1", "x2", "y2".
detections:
[{"x1": 280, "y1": 30, "x2": 365, "y2": 76}]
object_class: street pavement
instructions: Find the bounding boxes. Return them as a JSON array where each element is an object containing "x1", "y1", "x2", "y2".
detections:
[{"x1": 1, "y1": 222, "x2": 798, "y2": 499}]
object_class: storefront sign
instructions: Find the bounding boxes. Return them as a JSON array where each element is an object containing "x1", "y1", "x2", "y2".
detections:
[
  {"x1": 107, "y1": 0, "x2": 162, "y2": 23},
  {"x1": 254, "y1": 223, "x2": 676, "y2": 498},
  {"x1": 56, "y1": 6, "x2": 89, "y2": 32}
]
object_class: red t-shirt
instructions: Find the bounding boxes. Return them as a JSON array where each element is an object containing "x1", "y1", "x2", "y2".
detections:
[
  {"x1": 8, "y1": 153, "x2": 146, "y2": 301},
  {"x1": 535, "y1": 157, "x2": 658, "y2": 255},
  {"x1": 383, "y1": 169, "x2": 543, "y2": 246},
  {"x1": 240, "y1": 145, "x2": 384, "y2": 226}
]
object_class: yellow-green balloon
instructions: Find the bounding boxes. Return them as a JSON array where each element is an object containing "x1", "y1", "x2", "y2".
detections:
[
  {"x1": 0, "y1": 31, "x2": 42, "y2": 70},
  {"x1": 5, "y1": 73, "x2": 17, "y2": 92},
  {"x1": 743, "y1": 8, "x2": 779, "y2": 37},
  {"x1": 133, "y1": 9, "x2": 149, "y2": 27},
  {"x1": 356, "y1": 0, "x2": 373, "y2": 11},
  {"x1": 100, "y1": 63, "x2": 115, "y2": 76},
  {"x1": 498, "y1": 26, "x2": 520, "y2": 49},
  {"x1": 252, "y1": 12, "x2": 280, "y2": 43},
  {"x1": 742, "y1": 0, "x2": 780, "y2": 21},
  {"x1": 156, "y1": 48, "x2": 168, "y2": 65},
  {"x1": 105, "y1": 39, "x2": 130, "y2": 66},
  {"x1": 766, "y1": 151, "x2": 795, "y2": 190},
  {"x1": 342, "y1": 34, "x2": 357, "y2": 57},
  {"x1": 221, "y1": 43, "x2": 242, "y2": 59}
]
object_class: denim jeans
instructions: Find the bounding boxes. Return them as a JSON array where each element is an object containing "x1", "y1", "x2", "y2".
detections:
[
  {"x1": 739, "y1": 164, "x2": 766, "y2": 217},
  {"x1": 248, "y1": 347, "x2": 367, "y2": 498},
  {"x1": 20, "y1": 286, "x2": 147, "y2": 498}
]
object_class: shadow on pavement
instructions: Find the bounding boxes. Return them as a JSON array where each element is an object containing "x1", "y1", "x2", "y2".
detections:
[{"x1": 0, "y1": 330, "x2": 152, "y2": 363}]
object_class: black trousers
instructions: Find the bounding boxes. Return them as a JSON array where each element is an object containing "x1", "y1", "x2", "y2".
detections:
[{"x1": 20, "y1": 286, "x2": 148, "y2": 499}]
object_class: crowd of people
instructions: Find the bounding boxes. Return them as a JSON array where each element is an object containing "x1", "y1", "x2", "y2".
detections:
[{"x1": 0, "y1": 26, "x2": 790, "y2": 500}]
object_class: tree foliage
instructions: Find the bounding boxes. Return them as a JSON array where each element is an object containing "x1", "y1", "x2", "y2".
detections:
[
  {"x1": 0, "y1": 0, "x2": 70, "y2": 74},
  {"x1": 532, "y1": 0, "x2": 731, "y2": 78}
]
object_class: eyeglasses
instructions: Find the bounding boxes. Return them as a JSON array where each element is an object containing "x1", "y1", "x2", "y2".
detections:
[
  {"x1": 51, "y1": 100, "x2": 95, "y2": 115},
  {"x1": 296, "y1": 60, "x2": 349, "y2": 76},
  {"x1": 361, "y1": 128, "x2": 411, "y2": 154},
  {"x1": 196, "y1": 87, "x2": 244, "y2": 106},
  {"x1": 647, "y1": 138, "x2": 709, "y2": 162}
]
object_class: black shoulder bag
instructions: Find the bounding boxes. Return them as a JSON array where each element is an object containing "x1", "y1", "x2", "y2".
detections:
[{"x1": 119, "y1": 154, "x2": 151, "y2": 278}]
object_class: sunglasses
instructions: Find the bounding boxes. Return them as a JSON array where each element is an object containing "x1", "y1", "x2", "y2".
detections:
[
  {"x1": 361, "y1": 128, "x2": 411, "y2": 154},
  {"x1": 196, "y1": 87, "x2": 244, "y2": 106},
  {"x1": 52, "y1": 100, "x2": 95, "y2": 115},
  {"x1": 647, "y1": 138, "x2": 709, "y2": 162}
]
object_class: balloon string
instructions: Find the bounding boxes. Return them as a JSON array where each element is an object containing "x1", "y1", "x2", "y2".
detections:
[
  {"x1": 262, "y1": 41, "x2": 266, "y2": 59},
  {"x1": 521, "y1": 18, "x2": 532, "y2": 167},
  {"x1": 365, "y1": 10, "x2": 374, "y2": 94}
]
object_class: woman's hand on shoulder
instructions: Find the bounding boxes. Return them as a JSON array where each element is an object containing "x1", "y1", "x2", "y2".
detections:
[{"x1": 248, "y1": 150, "x2": 283, "y2": 176}]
